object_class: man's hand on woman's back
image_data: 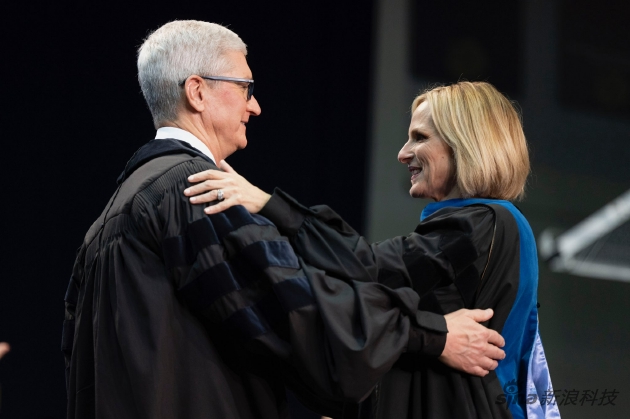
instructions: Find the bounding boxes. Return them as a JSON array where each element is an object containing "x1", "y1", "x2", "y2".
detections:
[{"x1": 439, "y1": 309, "x2": 506, "y2": 377}]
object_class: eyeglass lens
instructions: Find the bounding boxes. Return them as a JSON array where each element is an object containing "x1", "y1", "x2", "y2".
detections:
[{"x1": 247, "y1": 83, "x2": 254, "y2": 101}]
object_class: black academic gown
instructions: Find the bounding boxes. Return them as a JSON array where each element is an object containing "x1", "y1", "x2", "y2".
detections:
[
  {"x1": 62, "y1": 139, "x2": 449, "y2": 419},
  {"x1": 258, "y1": 190, "x2": 533, "y2": 419}
]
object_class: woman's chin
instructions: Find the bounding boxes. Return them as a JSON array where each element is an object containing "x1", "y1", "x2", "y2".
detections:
[{"x1": 409, "y1": 189, "x2": 429, "y2": 200}]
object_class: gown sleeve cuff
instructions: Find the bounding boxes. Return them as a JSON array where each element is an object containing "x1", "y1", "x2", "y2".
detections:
[
  {"x1": 407, "y1": 311, "x2": 448, "y2": 357},
  {"x1": 258, "y1": 188, "x2": 308, "y2": 237}
]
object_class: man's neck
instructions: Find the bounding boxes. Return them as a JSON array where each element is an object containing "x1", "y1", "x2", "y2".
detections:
[{"x1": 162, "y1": 118, "x2": 222, "y2": 162}]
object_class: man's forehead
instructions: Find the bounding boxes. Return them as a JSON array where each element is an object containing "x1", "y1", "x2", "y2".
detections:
[{"x1": 223, "y1": 50, "x2": 253, "y2": 77}]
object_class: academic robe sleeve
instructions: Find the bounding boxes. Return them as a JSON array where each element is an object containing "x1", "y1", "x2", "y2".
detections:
[{"x1": 258, "y1": 188, "x2": 495, "y2": 348}]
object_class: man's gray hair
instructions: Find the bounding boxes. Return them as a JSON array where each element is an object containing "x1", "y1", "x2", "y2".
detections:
[{"x1": 137, "y1": 20, "x2": 247, "y2": 128}]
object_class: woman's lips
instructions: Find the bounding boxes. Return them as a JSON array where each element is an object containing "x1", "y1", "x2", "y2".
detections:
[{"x1": 409, "y1": 166, "x2": 422, "y2": 181}]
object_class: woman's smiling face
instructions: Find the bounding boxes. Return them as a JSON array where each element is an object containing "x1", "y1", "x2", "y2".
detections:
[{"x1": 398, "y1": 101, "x2": 461, "y2": 201}]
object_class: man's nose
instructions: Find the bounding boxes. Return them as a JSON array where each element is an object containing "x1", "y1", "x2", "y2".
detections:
[{"x1": 247, "y1": 95, "x2": 261, "y2": 116}]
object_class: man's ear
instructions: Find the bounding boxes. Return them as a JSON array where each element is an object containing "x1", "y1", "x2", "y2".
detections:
[{"x1": 182, "y1": 76, "x2": 207, "y2": 113}]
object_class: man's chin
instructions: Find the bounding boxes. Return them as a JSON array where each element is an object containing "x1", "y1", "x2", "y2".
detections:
[{"x1": 233, "y1": 135, "x2": 248, "y2": 149}]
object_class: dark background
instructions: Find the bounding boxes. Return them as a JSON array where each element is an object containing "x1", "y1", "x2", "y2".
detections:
[{"x1": 0, "y1": 1, "x2": 373, "y2": 417}]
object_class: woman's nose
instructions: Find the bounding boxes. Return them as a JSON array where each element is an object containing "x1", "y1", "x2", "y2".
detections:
[{"x1": 398, "y1": 142, "x2": 413, "y2": 164}]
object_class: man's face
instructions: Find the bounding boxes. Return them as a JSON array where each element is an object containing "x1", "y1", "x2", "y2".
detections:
[{"x1": 202, "y1": 51, "x2": 261, "y2": 160}]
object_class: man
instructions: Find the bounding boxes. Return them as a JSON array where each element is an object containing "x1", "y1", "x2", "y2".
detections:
[{"x1": 63, "y1": 20, "x2": 504, "y2": 419}]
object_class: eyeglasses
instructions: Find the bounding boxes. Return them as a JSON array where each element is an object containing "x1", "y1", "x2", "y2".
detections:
[{"x1": 179, "y1": 75, "x2": 255, "y2": 101}]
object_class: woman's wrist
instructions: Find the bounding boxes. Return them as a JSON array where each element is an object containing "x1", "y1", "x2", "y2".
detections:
[
  {"x1": 252, "y1": 189, "x2": 272, "y2": 213},
  {"x1": 258, "y1": 189, "x2": 307, "y2": 236}
]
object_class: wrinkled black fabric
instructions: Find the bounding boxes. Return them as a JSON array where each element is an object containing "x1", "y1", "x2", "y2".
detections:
[
  {"x1": 259, "y1": 190, "x2": 521, "y2": 418},
  {"x1": 64, "y1": 140, "x2": 449, "y2": 419}
]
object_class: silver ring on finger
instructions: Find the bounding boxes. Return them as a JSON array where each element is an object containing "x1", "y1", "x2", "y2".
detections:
[{"x1": 217, "y1": 189, "x2": 224, "y2": 202}]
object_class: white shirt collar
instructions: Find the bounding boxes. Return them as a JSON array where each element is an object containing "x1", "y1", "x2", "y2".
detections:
[{"x1": 155, "y1": 127, "x2": 216, "y2": 164}]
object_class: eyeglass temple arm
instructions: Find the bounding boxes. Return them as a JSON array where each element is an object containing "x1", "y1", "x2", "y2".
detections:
[{"x1": 179, "y1": 75, "x2": 254, "y2": 86}]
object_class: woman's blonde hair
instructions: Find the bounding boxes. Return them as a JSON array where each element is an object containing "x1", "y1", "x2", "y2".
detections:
[{"x1": 412, "y1": 81, "x2": 529, "y2": 201}]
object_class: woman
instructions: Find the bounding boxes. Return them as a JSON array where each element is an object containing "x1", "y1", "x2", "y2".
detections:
[{"x1": 185, "y1": 82, "x2": 559, "y2": 419}]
